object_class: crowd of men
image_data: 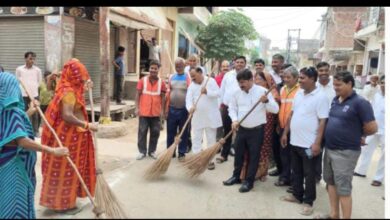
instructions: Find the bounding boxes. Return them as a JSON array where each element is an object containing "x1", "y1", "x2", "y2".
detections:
[{"x1": 0, "y1": 48, "x2": 384, "y2": 218}]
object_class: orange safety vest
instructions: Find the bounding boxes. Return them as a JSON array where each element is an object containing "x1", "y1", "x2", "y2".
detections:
[
  {"x1": 139, "y1": 76, "x2": 163, "y2": 117},
  {"x1": 278, "y1": 84, "x2": 299, "y2": 129}
]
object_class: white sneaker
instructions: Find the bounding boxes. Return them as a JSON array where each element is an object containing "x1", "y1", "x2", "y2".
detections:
[
  {"x1": 149, "y1": 152, "x2": 158, "y2": 160},
  {"x1": 136, "y1": 153, "x2": 146, "y2": 160}
]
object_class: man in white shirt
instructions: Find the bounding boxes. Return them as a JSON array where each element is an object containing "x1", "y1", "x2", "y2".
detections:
[
  {"x1": 216, "y1": 56, "x2": 246, "y2": 163},
  {"x1": 362, "y1": 75, "x2": 380, "y2": 103},
  {"x1": 280, "y1": 67, "x2": 329, "y2": 216},
  {"x1": 314, "y1": 61, "x2": 336, "y2": 183},
  {"x1": 186, "y1": 67, "x2": 222, "y2": 170},
  {"x1": 141, "y1": 33, "x2": 161, "y2": 69},
  {"x1": 354, "y1": 75, "x2": 385, "y2": 187},
  {"x1": 223, "y1": 69, "x2": 279, "y2": 193},
  {"x1": 184, "y1": 54, "x2": 206, "y2": 75},
  {"x1": 16, "y1": 51, "x2": 43, "y2": 137},
  {"x1": 269, "y1": 54, "x2": 284, "y2": 87}
]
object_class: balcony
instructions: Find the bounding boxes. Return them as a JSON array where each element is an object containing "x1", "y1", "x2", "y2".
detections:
[
  {"x1": 178, "y1": 7, "x2": 211, "y2": 26},
  {"x1": 354, "y1": 7, "x2": 383, "y2": 39}
]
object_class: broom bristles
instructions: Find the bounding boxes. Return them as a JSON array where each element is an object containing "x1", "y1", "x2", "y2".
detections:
[
  {"x1": 95, "y1": 174, "x2": 128, "y2": 218},
  {"x1": 182, "y1": 141, "x2": 223, "y2": 178},
  {"x1": 144, "y1": 142, "x2": 178, "y2": 180}
]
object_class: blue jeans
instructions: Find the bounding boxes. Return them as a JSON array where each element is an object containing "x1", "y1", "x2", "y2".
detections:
[{"x1": 166, "y1": 106, "x2": 189, "y2": 155}]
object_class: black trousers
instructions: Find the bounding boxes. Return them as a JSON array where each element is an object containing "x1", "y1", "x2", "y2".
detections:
[
  {"x1": 272, "y1": 123, "x2": 283, "y2": 173},
  {"x1": 114, "y1": 75, "x2": 124, "y2": 103},
  {"x1": 232, "y1": 125, "x2": 264, "y2": 184},
  {"x1": 279, "y1": 129, "x2": 292, "y2": 183},
  {"x1": 23, "y1": 96, "x2": 39, "y2": 135},
  {"x1": 138, "y1": 117, "x2": 161, "y2": 154},
  {"x1": 291, "y1": 145, "x2": 317, "y2": 206},
  {"x1": 220, "y1": 105, "x2": 233, "y2": 159},
  {"x1": 315, "y1": 149, "x2": 323, "y2": 180}
]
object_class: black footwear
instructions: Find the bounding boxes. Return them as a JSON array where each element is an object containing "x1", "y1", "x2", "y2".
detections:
[
  {"x1": 223, "y1": 176, "x2": 241, "y2": 186},
  {"x1": 286, "y1": 186, "x2": 293, "y2": 194},
  {"x1": 274, "y1": 179, "x2": 290, "y2": 187},
  {"x1": 269, "y1": 170, "x2": 280, "y2": 176},
  {"x1": 239, "y1": 182, "x2": 253, "y2": 193},
  {"x1": 178, "y1": 153, "x2": 185, "y2": 162},
  {"x1": 353, "y1": 172, "x2": 366, "y2": 178}
]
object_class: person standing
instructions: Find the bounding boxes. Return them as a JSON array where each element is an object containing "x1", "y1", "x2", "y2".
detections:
[
  {"x1": 314, "y1": 61, "x2": 336, "y2": 183},
  {"x1": 215, "y1": 60, "x2": 230, "y2": 146},
  {"x1": 184, "y1": 54, "x2": 206, "y2": 75},
  {"x1": 165, "y1": 58, "x2": 191, "y2": 161},
  {"x1": 141, "y1": 33, "x2": 161, "y2": 69},
  {"x1": 354, "y1": 75, "x2": 385, "y2": 187},
  {"x1": 40, "y1": 58, "x2": 98, "y2": 214},
  {"x1": 216, "y1": 56, "x2": 246, "y2": 163},
  {"x1": 240, "y1": 59, "x2": 280, "y2": 182},
  {"x1": 223, "y1": 69, "x2": 279, "y2": 192},
  {"x1": 274, "y1": 66, "x2": 300, "y2": 189},
  {"x1": 362, "y1": 74, "x2": 380, "y2": 103},
  {"x1": 112, "y1": 46, "x2": 126, "y2": 105},
  {"x1": 135, "y1": 60, "x2": 166, "y2": 160},
  {"x1": 186, "y1": 67, "x2": 222, "y2": 170},
  {"x1": 16, "y1": 51, "x2": 42, "y2": 137},
  {"x1": 38, "y1": 71, "x2": 55, "y2": 127},
  {"x1": 318, "y1": 71, "x2": 377, "y2": 219},
  {"x1": 0, "y1": 72, "x2": 69, "y2": 219},
  {"x1": 280, "y1": 67, "x2": 329, "y2": 216}
]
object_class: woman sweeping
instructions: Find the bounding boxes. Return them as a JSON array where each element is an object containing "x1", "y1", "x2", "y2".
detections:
[
  {"x1": 240, "y1": 70, "x2": 280, "y2": 182},
  {"x1": 0, "y1": 72, "x2": 69, "y2": 219},
  {"x1": 39, "y1": 58, "x2": 98, "y2": 214}
]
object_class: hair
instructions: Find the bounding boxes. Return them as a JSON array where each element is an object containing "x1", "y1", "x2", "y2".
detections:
[
  {"x1": 255, "y1": 71, "x2": 266, "y2": 81},
  {"x1": 316, "y1": 61, "x2": 330, "y2": 69},
  {"x1": 44, "y1": 71, "x2": 52, "y2": 78},
  {"x1": 370, "y1": 75, "x2": 379, "y2": 80},
  {"x1": 175, "y1": 57, "x2": 185, "y2": 64},
  {"x1": 195, "y1": 67, "x2": 203, "y2": 74},
  {"x1": 272, "y1": 54, "x2": 284, "y2": 62},
  {"x1": 235, "y1": 56, "x2": 247, "y2": 63},
  {"x1": 254, "y1": 59, "x2": 265, "y2": 65},
  {"x1": 0, "y1": 65, "x2": 4, "y2": 72},
  {"x1": 380, "y1": 75, "x2": 385, "y2": 82},
  {"x1": 24, "y1": 51, "x2": 36, "y2": 59},
  {"x1": 236, "y1": 68, "x2": 253, "y2": 81},
  {"x1": 334, "y1": 71, "x2": 355, "y2": 87},
  {"x1": 281, "y1": 63, "x2": 292, "y2": 70},
  {"x1": 284, "y1": 66, "x2": 299, "y2": 78},
  {"x1": 118, "y1": 46, "x2": 125, "y2": 52},
  {"x1": 300, "y1": 66, "x2": 318, "y2": 82},
  {"x1": 149, "y1": 60, "x2": 161, "y2": 68}
]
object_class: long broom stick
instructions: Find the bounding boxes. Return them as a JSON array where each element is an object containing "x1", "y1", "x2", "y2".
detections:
[
  {"x1": 18, "y1": 79, "x2": 104, "y2": 218},
  {"x1": 182, "y1": 85, "x2": 277, "y2": 178},
  {"x1": 144, "y1": 75, "x2": 211, "y2": 180},
  {"x1": 88, "y1": 89, "x2": 128, "y2": 218}
]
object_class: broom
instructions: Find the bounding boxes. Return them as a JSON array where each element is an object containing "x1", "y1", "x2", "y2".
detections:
[
  {"x1": 18, "y1": 79, "x2": 105, "y2": 218},
  {"x1": 88, "y1": 89, "x2": 128, "y2": 218},
  {"x1": 144, "y1": 75, "x2": 211, "y2": 180},
  {"x1": 182, "y1": 85, "x2": 277, "y2": 178}
]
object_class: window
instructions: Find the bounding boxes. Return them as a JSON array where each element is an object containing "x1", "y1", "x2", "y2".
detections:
[{"x1": 178, "y1": 34, "x2": 189, "y2": 59}]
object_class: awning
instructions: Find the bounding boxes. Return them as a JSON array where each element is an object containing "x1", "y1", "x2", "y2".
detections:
[
  {"x1": 179, "y1": 27, "x2": 204, "y2": 53},
  {"x1": 109, "y1": 7, "x2": 173, "y2": 31}
]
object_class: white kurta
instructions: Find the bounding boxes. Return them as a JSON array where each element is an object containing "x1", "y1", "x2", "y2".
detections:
[{"x1": 186, "y1": 76, "x2": 223, "y2": 130}]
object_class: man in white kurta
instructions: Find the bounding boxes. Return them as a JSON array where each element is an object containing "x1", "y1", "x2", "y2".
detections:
[{"x1": 186, "y1": 67, "x2": 222, "y2": 168}]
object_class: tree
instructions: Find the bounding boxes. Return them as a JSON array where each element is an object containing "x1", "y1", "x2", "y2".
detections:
[
  {"x1": 248, "y1": 47, "x2": 260, "y2": 65},
  {"x1": 196, "y1": 9, "x2": 259, "y2": 64}
]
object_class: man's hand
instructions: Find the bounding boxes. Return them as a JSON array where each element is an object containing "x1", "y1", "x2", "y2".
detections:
[
  {"x1": 259, "y1": 94, "x2": 269, "y2": 103},
  {"x1": 164, "y1": 111, "x2": 168, "y2": 120},
  {"x1": 201, "y1": 87, "x2": 207, "y2": 95},
  {"x1": 281, "y1": 133, "x2": 288, "y2": 148},
  {"x1": 360, "y1": 137, "x2": 367, "y2": 146},
  {"x1": 231, "y1": 121, "x2": 239, "y2": 132},
  {"x1": 311, "y1": 143, "x2": 321, "y2": 157}
]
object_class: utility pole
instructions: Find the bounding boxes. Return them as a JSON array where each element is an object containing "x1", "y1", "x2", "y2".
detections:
[{"x1": 286, "y1": 29, "x2": 301, "y2": 65}]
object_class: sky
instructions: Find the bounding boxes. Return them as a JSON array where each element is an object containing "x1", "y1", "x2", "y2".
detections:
[{"x1": 220, "y1": 7, "x2": 328, "y2": 49}]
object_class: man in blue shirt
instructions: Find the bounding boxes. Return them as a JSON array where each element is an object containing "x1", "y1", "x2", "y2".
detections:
[
  {"x1": 319, "y1": 71, "x2": 377, "y2": 219},
  {"x1": 112, "y1": 46, "x2": 125, "y2": 105}
]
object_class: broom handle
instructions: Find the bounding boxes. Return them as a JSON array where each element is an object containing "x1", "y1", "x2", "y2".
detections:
[
  {"x1": 177, "y1": 76, "x2": 211, "y2": 138},
  {"x1": 88, "y1": 89, "x2": 99, "y2": 166},
  {"x1": 18, "y1": 79, "x2": 97, "y2": 209},
  {"x1": 220, "y1": 85, "x2": 276, "y2": 141}
]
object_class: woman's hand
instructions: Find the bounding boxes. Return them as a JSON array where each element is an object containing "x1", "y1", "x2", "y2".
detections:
[
  {"x1": 89, "y1": 123, "x2": 98, "y2": 132},
  {"x1": 51, "y1": 147, "x2": 70, "y2": 157}
]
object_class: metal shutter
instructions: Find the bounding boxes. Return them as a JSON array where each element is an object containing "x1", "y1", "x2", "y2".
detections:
[
  {"x1": 0, "y1": 17, "x2": 45, "y2": 73},
  {"x1": 74, "y1": 19, "x2": 100, "y2": 98}
]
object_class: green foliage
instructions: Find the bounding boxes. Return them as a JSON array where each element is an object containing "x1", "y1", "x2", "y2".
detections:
[
  {"x1": 195, "y1": 9, "x2": 259, "y2": 61},
  {"x1": 248, "y1": 47, "x2": 260, "y2": 65}
]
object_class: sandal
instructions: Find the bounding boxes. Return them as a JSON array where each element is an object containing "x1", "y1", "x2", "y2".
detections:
[
  {"x1": 300, "y1": 204, "x2": 314, "y2": 216},
  {"x1": 274, "y1": 180, "x2": 290, "y2": 187},
  {"x1": 216, "y1": 157, "x2": 227, "y2": 164},
  {"x1": 314, "y1": 214, "x2": 332, "y2": 219},
  {"x1": 280, "y1": 195, "x2": 301, "y2": 204},
  {"x1": 371, "y1": 181, "x2": 382, "y2": 187}
]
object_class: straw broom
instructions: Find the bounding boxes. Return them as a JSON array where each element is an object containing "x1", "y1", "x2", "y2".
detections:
[
  {"x1": 18, "y1": 79, "x2": 106, "y2": 218},
  {"x1": 88, "y1": 89, "x2": 128, "y2": 218},
  {"x1": 144, "y1": 75, "x2": 211, "y2": 180},
  {"x1": 182, "y1": 85, "x2": 277, "y2": 178}
]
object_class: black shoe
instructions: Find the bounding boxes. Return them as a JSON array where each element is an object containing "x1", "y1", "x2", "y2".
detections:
[
  {"x1": 239, "y1": 182, "x2": 253, "y2": 193},
  {"x1": 223, "y1": 176, "x2": 241, "y2": 186},
  {"x1": 178, "y1": 153, "x2": 185, "y2": 162},
  {"x1": 287, "y1": 186, "x2": 293, "y2": 194},
  {"x1": 353, "y1": 172, "x2": 366, "y2": 178},
  {"x1": 269, "y1": 170, "x2": 280, "y2": 176}
]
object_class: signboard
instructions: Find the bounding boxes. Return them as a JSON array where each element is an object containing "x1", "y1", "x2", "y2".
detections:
[{"x1": 0, "y1": 7, "x2": 60, "y2": 16}]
